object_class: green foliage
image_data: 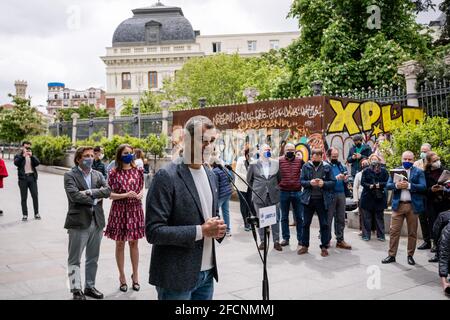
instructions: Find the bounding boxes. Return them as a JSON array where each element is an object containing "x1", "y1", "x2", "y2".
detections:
[
  {"x1": 162, "y1": 52, "x2": 288, "y2": 107},
  {"x1": 57, "y1": 104, "x2": 108, "y2": 122},
  {"x1": 280, "y1": 0, "x2": 433, "y2": 97},
  {"x1": 384, "y1": 117, "x2": 450, "y2": 169},
  {"x1": 120, "y1": 91, "x2": 164, "y2": 116},
  {"x1": 99, "y1": 134, "x2": 167, "y2": 161},
  {"x1": 0, "y1": 95, "x2": 45, "y2": 143},
  {"x1": 29, "y1": 135, "x2": 72, "y2": 166},
  {"x1": 74, "y1": 132, "x2": 107, "y2": 149}
]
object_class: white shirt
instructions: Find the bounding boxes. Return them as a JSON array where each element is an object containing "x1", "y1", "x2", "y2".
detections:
[
  {"x1": 235, "y1": 156, "x2": 248, "y2": 192},
  {"x1": 262, "y1": 161, "x2": 270, "y2": 179},
  {"x1": 24, "y1": 156, "x2": 33, "y2": 174},
  {"x1": 399, "y1": 169, "x2": 412, "y2": 201},
  {"x1": 189, "y1": 166, "x2": 214, "y2": 271}
]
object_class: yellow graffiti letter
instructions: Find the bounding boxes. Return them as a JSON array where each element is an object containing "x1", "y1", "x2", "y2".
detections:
[
  {"x1": 382, "y1": 105, "x2": 403, "y2": 133},
  {"x1": 361, "y1": 101, "x2": 381, "y2": 132},
  {"x1": 328, "y1": 99, "x2": 360, "y2": 135}
]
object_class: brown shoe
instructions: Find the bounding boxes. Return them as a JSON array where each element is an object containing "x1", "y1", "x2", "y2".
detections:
[
  {"x1": 280, "y1": 240, "x2": 289, "y2": 247},
  {"x1": 258, "y1": 242, "x2": 265, "y2": 251},
  {"x1": 321, "y1": 248, "x2": 329, "y2": 257},
  {"x1": 336, "y1": 241, "x2": 352, "y2": 250},
  {"x1": 274, "y1": 242, "x2": 283, "y2": 251},
  {"x1": 297, "y1": 246, "x2": 308, "y2": 255}
]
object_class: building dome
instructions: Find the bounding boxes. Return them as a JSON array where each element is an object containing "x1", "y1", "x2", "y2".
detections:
[{"x1": 112, "y1": 2, "x2": 196, "y2": 46}]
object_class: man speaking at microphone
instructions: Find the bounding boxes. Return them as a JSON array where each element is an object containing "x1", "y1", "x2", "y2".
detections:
[{"x1": 145, "y1": 115, "x2": 226, "y2": 300}]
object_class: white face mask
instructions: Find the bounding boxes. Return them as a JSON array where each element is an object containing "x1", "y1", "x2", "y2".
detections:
[{"x1": 99, "y1": 154, "x2": 104, "y2": 160}]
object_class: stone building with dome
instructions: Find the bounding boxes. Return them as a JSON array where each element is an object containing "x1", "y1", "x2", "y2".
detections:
[{"x1": 101, "y1": 1, "x2": 299, "y2": 114}]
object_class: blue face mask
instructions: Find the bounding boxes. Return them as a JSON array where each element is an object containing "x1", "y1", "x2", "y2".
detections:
[
  {"x1": 122, "y1": 154, "x2": 134, "y2": 164},
  {"x1": 264, "y1": 151, "x2": 271, "y2": 158},
  {"x1": 403, "y1": 161, "x2": 413, "y2": 170},
  {"x1": 81, "y1": 158, "x2": 93, "y2": 170}
]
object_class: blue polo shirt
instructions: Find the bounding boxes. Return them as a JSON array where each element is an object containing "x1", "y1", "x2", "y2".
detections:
[{"x1": 331, "y1": 164, "x2": 345, "y2": 194}]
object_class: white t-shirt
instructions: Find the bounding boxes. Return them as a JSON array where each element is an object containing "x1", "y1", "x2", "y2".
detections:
[
  {"x1": 189, "y1": 166, "x2": 214, "y2": 271},
  {"x1": 400, "y1": 169, "x2": 412, "y2": 202}
]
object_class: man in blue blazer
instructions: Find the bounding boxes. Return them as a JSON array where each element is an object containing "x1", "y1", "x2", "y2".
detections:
[
  {"x1": 145, "y1": 116, "x2": 226, "y2": 300},
  {"x1": 382, "y1": 151, "x2": 427, "y2": 266}
]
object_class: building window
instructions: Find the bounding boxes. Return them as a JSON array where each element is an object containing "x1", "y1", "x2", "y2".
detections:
[
  {"x1": 270, "y1": 40, "x2": 280, "y2": 50},
  {"x1": 148, "y1": 71, "x2": 158, "y2": 89},
  {"x1": 212, "y1": 42, "x2": 221, "y2": 53},
  {"x1": 248, "y1": 40, "x2": 257, "y2": 52},
  {"x1": 122, "y1": 73, "x2": 131, "y2": 89}
]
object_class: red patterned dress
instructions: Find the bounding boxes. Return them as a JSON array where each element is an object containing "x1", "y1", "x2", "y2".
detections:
[{"x1": 105, "y1": 167, "x2": 145, "y2": 241}]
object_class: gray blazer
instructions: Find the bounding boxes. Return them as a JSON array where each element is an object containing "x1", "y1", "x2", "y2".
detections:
[
  {"x1": 63, "y1": 167, "x2": 111, "y2": 230},
  {"x1": 145, "y1": 159, "x2": 222, "y2": 292},
  {"x1": 247, "y1": 159, "x2": 281, "y2": 206}
]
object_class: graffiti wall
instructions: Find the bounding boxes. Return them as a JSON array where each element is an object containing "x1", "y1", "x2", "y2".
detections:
[{"x1": 171, "y1": 97, "x2": 425, "y2": 163}]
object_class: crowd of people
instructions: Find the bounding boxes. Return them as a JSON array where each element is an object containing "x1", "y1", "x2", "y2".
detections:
[{"x1": 0, "y1": 116, "x2": 449, "y2": 300}]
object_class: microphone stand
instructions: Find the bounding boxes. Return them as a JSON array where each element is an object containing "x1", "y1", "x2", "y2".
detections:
[{"x1": 218, "y1": 164, "x2": 270, "y2": 300}]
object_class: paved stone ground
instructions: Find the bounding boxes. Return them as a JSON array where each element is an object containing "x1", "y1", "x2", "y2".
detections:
[{"x1": 0, "y1": 160, "x2": 448, "y2": 300}]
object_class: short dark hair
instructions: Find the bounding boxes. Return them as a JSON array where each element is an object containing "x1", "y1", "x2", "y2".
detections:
[
  {"x1": 22, "y1": 141, "x2": 31, "y2": 146},
  {"x1": 184, "y1": 116, "x2": 214, "y2": 138},
  {"x1": 352, "y1": 134, "x2": 363, "y2": 142},
  {"x1": 74, "y1": 146, "x2": 94, "y2": 165},
  {"x1": 93, "y1": 146, "x2": 102, "y2": 153},
  {"x1": 311, "y1": 148, "x2": 323, "y2": 157}
]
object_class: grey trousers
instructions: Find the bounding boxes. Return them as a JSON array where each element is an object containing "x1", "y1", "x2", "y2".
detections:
[
  {"x1": 254, "y1": 195, "x2": 281, "y2": 243},
  {"x1": 67, "y1": 220, "x2": 103, "y2": 292},
  {"x1": 327, "y1": 193, "x2": 346, "y2": 242}
]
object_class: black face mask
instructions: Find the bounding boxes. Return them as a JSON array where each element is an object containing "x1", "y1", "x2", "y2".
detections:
[
  {"x1": 286, "y1": 151, "x2": 295, "y2": 159},
  {"x1": 331, "y1": 159, "x2": 339, "y2": 165},
  {"x1": 312, "y1": 161, "x2": 321, "y2": 167}
]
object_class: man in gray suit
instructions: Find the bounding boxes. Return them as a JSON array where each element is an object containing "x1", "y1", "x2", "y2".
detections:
[
  {"x1": 247, "y1": 144, "x2": 282, "y2": 251},
  {"x1": 146, "y1": 116, "x2": 226, "y2": 300},
  {"x1": 63, "y1": 146, "x2": 111, "y2": 300}
]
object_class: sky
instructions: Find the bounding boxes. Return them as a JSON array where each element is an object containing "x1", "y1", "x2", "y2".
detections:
[{"x1": 0, "y1": 0, "x2": 444, "y2": 109}]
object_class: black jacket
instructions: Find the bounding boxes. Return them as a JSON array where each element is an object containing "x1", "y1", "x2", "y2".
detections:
[
  {"x1": 92, "y1": 159, "x2": 107, "y2": 179},
  {"x1": 14, "y1": 154, "x2": 40, "y2": 180},
  {"x1": 360, "y1": 167, "x2": 389, "y2": 211},
  {"x1": 438, "y1": 223, "x2": 450, "y2": 277},
  {"x1": 63, "y1": 167, "x2": 111, "y2": 230},
  {"x1": 433, "y1": 210, "x2": 450, "y2": 244},
  {"x1": 347, "y1": 144, "x2": 372, "y2": 177}
]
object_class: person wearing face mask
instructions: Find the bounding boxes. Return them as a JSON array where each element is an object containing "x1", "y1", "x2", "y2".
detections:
[
  {"x1": 247, "y1": 144, "x2": 282, "y2": 251},
  {"x1": 63, "y1": 146, "x2": 111, "y2": 300},
  {"x1": 298, "y1": 149, "x2": 336, "y2": 257},
  {"x1": 105, "y1": 144, "x2": 145, "y2": 293},
  {"x1": 326, "y1": 147, "x2": 352, "y2": 249},
  {"x1": 278, "y1": 143, "x2": 304, "y2": 247},
  {"x1": 235, "y1": 147, "x2": 253, "y2": 231},
  {"x1": 347, "y1": 135, "x2": 372, "y2": 178},
  {"x1": 420, "y1": 152, "x2": 450, "y2": 253},
  {"x1": 413, "y1": 143, "x2": 432, "y2": 171},
  {"x1": 383, "y1": 151, "x2": 427, "y2": 266},
  {"x1": 92, "y1": 146, "x2": 107, "y2": 179},
  {"x1": 360, "y1": 154, "x2": 389, "y2": 241}
]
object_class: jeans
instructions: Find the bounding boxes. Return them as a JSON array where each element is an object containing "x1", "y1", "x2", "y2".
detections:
[
  {"x1": 156, "y1": 270, "x2": 214, "y2": 300},
  {"x1": 280, "y1": 191, "x2": 303, "y2": 244},
  {"x1": 237, "y1": 190, "x2": 251, "y2": 229},
  {"x1": 327, "y1": 193, "x2": 346, "y2": 242},
  {"x1": 301, "y1": 198, "x2": 330, "y2": 249},
  {"x1": 18, "y1": 175, "x2": 39, "y2": 216},
  {"x1": 218, "y1": 195, "x2": 231, "y2": 233}
]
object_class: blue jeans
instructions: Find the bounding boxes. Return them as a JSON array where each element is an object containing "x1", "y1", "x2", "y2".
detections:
[
  {"x1": 280, "y1": 191, "x2": 303, "y2": 244},
  {"x1": 156, "y1": 270, "x2": 214, "y2": 300},
  {"x1": 218, "y1": 195, "x2": 231, "y2": 232}
]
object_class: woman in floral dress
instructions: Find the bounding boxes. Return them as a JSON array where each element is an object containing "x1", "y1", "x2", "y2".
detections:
[{"x1": 105, "y1": 144, "x2": 144, "y2": 292}]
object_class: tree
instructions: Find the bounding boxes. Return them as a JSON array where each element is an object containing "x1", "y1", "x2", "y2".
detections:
[
  {"x1": 120, "y1": 91, "x2": 164, "y2": 116},
  {"x1": 278, "y1": 0, "x2": 433, "y2": 97},
  {"x1": 58, "y1": 104, "x2": 108, "y2": 122},
  {"x1": 163, "y1": 53, "x2": 288, "y2": 107},
  {"x1": 0, "y1": 95, "x2": 45, "y2": 144},
  {"x1": 438, "y1": 0, "x2": 450, "y2": 45},
  {"x1": 146, "y1": 133, "x2": 168, "y2": 167}
]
